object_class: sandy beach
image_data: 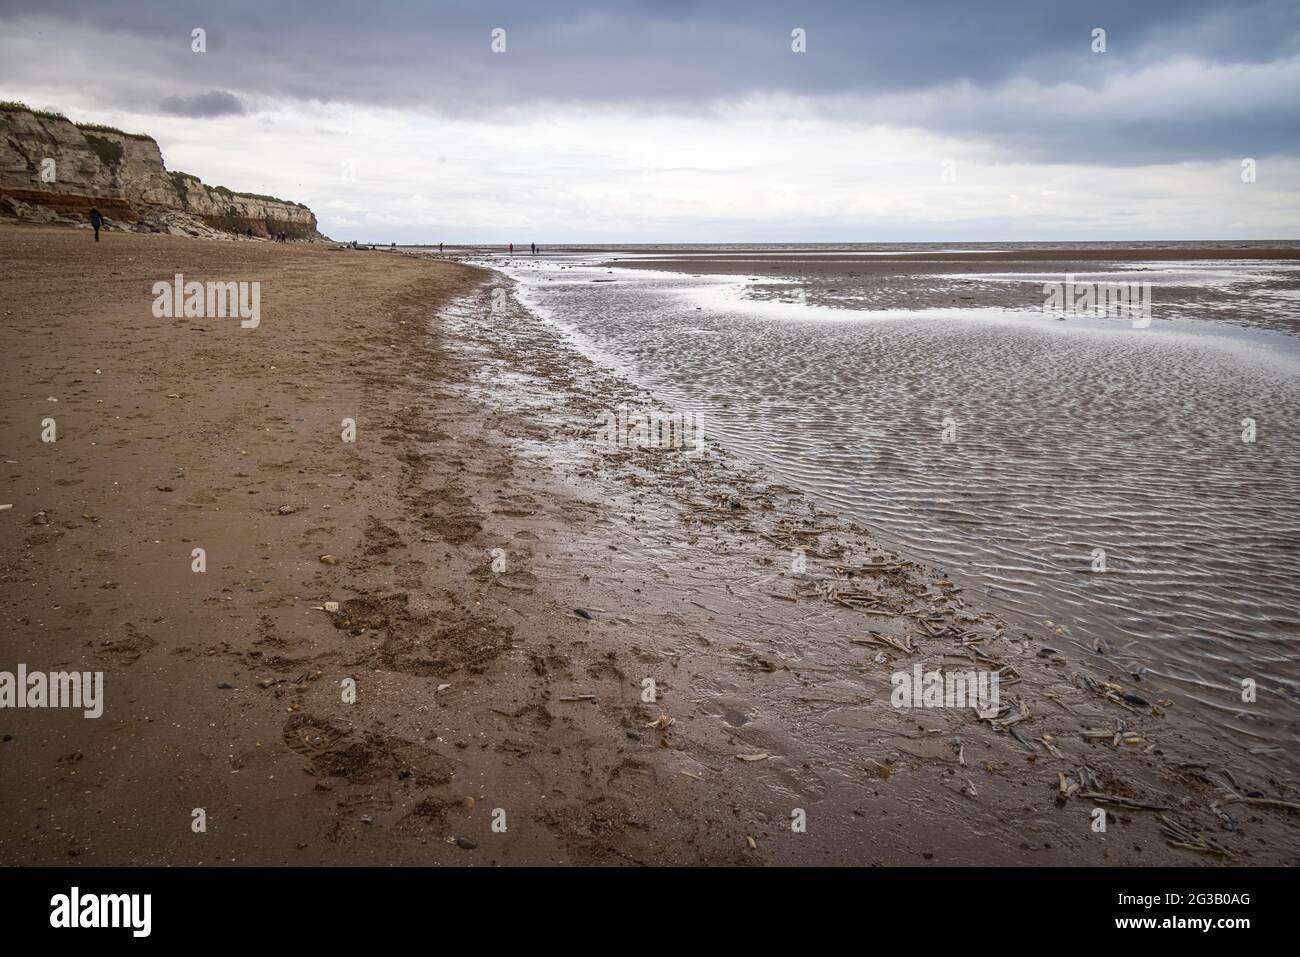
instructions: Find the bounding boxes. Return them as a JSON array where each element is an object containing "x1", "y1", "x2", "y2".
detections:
[{"x1": 0, "y1": 223, "x2": 1296, "y2": 866}]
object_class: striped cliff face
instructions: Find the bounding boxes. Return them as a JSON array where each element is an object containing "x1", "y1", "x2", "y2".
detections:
[{"x1": 0, "y1": 106, "x2": 323, "y2": 239}]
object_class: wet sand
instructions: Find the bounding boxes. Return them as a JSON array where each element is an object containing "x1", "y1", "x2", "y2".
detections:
[
  {"x1": 603, "y1": 244, "x2": 1300, "y2": 331},
  {"x1": 2, "y1": 225, "x2": 1298, "y2": 865},
  {"x1": 491, "y1": 245, "x2": 1300, "y2": 783}
]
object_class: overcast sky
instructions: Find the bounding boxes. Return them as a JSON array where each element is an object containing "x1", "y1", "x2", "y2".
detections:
[{"x1": 2, "y1": 0, "x2": 1298, "y2": 242}]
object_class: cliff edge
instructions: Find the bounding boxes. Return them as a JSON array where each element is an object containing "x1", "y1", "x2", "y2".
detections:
[{"x1": 0, "y1": 102, "x2": 325, "y2": 240}]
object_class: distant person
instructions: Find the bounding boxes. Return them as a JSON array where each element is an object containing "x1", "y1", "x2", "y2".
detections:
[
  {"x1": 531, "y1": 242, "x2": 536, "y2": 255},
  {"x1": 509, "y1": 242, "x2": 513, "y2": 257},
  {"x1": 439, "y1": 242, "x2": 443, "y2": 254},
  {"x1": 246, "y1": 227, "x2": 252, "y2": 239},
  {"x1": 89, "y1": 206, "x2": 102, "y2": 242}
]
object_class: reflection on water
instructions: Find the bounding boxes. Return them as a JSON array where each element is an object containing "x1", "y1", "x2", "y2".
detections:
[{"x1": 479, "y1": 250, "x2": 1300, "y2": 766}]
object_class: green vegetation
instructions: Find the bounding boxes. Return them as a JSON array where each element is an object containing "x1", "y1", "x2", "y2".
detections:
[
  {"x1": 0, "y1": 100, "x2": 66, "y2": 121},
  {"x1": 212, "y1": 184, "x2": 307, "y2": 208},
  {"x1": 0, "y1": 100, "x2": 154, "y2": 140},
  {"x1": 75, "y1": 120, "x2": 155, "y2": 142},
  {"x1": 167, "y1": 170, "x2": 200, "y2": 204},
  {"x1": 83, "y1": 134, "x2": 124, "y2": 168}
]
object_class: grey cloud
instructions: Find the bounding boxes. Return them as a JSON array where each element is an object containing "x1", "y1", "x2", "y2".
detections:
[
  {"x1": 0, "y1": 0, "x2": 1297, "y2": 163},
  {"x1": 158, "y1": 89, "x2": 246, "y2": 117}
]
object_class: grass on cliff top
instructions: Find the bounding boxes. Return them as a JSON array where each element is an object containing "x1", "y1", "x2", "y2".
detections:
[
  {"x1": 170, "y1": 171, "x2": 303, "y2": 210},
  {"x1": 77, "y1": 121, "x2": 155, "y2": 141},
  {"x1": 1, "y1": 100, "x2": 155, "y2": 141},
  {"x1": 212, "y1": 184, "x2": 308, "y2": 209},
  {"x1": 1, "y1": 100, "x2": 67, "y2": 121}
]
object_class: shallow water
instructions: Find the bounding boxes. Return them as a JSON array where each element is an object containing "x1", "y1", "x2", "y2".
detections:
[{"x1": 472, "y1": 247, "x2": 1300, "y2": 767}]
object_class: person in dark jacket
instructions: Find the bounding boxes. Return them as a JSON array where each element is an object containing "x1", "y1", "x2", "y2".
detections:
[{"x1": 89, "y1": 207, "x2": 102, "y2": 241}]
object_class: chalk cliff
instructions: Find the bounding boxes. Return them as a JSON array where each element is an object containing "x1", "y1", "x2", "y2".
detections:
[{"x1": 0, "y1": 103, "x2": 324, "y2": 240}]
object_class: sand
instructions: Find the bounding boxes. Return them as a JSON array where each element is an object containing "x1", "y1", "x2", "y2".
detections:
[
  {"x1": 1, "y1": 224, "x2": 1296, "y2": 865},
  {"x1": 602, "y1": 244, "x2": 1300, "y2": 331}
]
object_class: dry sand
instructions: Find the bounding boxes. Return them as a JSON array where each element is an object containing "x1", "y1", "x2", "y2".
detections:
[{"x1": 1, "y1": 224, "x2": 1297, "y2": 865}]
